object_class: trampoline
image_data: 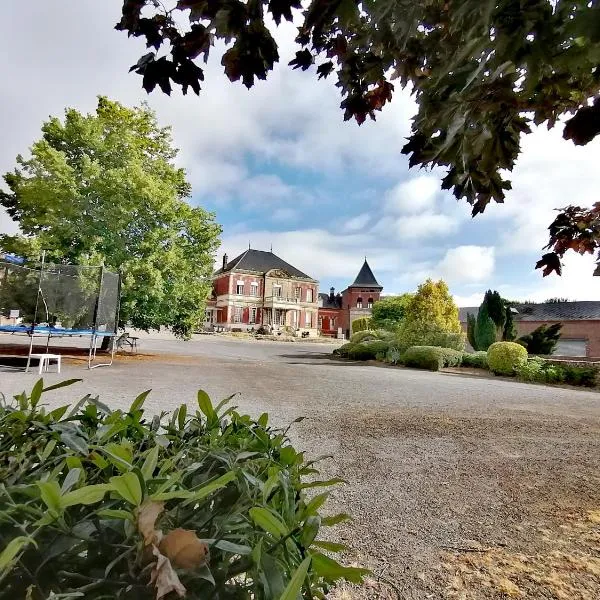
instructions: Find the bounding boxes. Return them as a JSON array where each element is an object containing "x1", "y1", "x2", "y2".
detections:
[{"x1": 0, "y1": 254, "x2": 121, "y2": 371}]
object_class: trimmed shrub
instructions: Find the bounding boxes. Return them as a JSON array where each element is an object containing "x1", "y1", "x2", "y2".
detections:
[
  {"x1": 487, "y1": 341, "x2": 528, "y2": 375},
  {"x1": 347, "y1": 340, "x2": 389, "y2": 361},
  {"x1": 350, "y1": 329, "x2": 394, "y2": 344},
  {"x1": 403, "y1": 346, "x2": 445, "y2": 371},
  {"x1": 462, "y1": 351, "x2": 489, "y2": 369},
  {"x1": 393, "y1": 326, "x2": 466, "y2": 355},
  {"x1": 440, "y1": 348, "x2": 463, "y2": 367},
  {"x1": 0, "y1": 382, "x2": 367, "y2": 598},
  {"x1": 334, "y1": 342, "x2": 356, "y2": 357},
  {"x1": 351, "y1": 317, "x2": 371, "y2": 334}
]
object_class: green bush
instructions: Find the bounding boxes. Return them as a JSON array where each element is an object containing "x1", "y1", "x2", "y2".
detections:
[
  {"x1": 333, "y1": 342, "x2": 355, "y2": 357},
  {"x1": 462, "y1": 351, "x2": 489, "y2": 369},
  {"x1": 440, "y1": 348, "x2": 463, "y2": 367},
  {"x1": 515, "y1": 356, "x2": 547, "y2": 382},
  {"x1": 403, "y1": 346, "x2": 445, "y2": 371},
  {"x1": 393, "y1": 327, "x2": 466, "y2": 355},
  {"x1": 350, "y1": 329, "x2": 394, "y2": 344},
  {"x1": 0, "y1": 381, "x2": 367, "y2": 599},
  {"x1": 562, "y1": 365, "x2": 597, "y2": 387},
  {"x1": 351, "y1": 317, "x2": 371, "y2": 334},
  {"x1": 487, "y1": 341, "x2": 528, "y2": 375},
  {"x1": 385, "y1": 346, "x2": 404, "y2": 365},
  {"x1": 347, "y1": 340, "x2": 389, "y2": 361}
]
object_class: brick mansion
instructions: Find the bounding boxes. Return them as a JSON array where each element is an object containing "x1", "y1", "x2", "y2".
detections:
[{"x1": 205, "y1": 249, "x2": 382, "y2": 338}]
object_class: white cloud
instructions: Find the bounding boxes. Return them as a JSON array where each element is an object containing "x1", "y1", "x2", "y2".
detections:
[
  {"x1": 437, "y1": 246, "x2": 495, "y2": 284},
  {"x1": 343, "y1": 213, "x2": 371, "y2": 232},
  {"x1": 453, "y1": 292, "x2": 485, "y2": 308},
  {"x1": 271, "y1": 207, "x2": 298, "y2": 222},
  {"x1": 376, "y1": 213, "x2": 460, "y2": 240},
  {"x1": 384, "y1": 175, "x2": 439, "y2": 214}
]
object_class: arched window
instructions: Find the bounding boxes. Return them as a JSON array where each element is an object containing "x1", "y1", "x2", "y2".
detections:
[
  {"x1": 356, "y1": 297, "x2": 363, "y2": 309},
  {"x1": 367, "y1": 297, "x2": 374, "y2": 309}
]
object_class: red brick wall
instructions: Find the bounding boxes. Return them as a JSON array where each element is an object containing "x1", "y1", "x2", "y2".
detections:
[
  {"x1": 341, "y1": 288, "x2": 381, "y2": 310},
  {"x1": 318, "y1": 308, "x2": 342, "y2": 335},
  {"x1": 214, "y1": 275, "x2": 230, "y2": 296}
]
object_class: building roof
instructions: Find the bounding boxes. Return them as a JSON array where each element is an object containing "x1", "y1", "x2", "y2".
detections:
[
  {"x1": 318, "y1": 292, "x2": 342, "y2": 309},
  {"x1": 214, "y1": 249, "x2": 315, "y2": 280},
  {"x1": 349, "y1": 259, "x2": 382, "y2": 289},
  {"x1": 459, "y1": 301, "x2": 600, "y2": 323}
]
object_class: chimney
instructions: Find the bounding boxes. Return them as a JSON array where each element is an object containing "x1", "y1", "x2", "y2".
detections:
[
  {"x1": 222, "y1": 253, "x2": 228, "y2": 269},
  {"x1": 329, "y1": 287, "x2": 335, "y2": 301}
]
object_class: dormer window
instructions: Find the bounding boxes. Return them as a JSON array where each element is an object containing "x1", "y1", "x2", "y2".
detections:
[{"x1": 357, "y1": 297, "x2": 363, "y2": 309}]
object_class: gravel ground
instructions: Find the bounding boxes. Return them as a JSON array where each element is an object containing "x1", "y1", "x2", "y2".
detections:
[{"x1": 2, "y1": 334, "x2": 600, "y2": 599}]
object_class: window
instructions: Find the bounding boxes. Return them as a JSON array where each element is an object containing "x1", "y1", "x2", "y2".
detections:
[
  {"x1": 305, "y1": 312, "x2": 312, "y2": 327},
  {"x1": 249, "y1": 307, "x2": 257, "y2": 324},
  {"x1": 295, "y1": 287, "x2": 301, "y2": 300},
  {"x1": 306, "y1": 288, "x2": 313, "y2": 302},
  {"x1": 236, "y1": 281, "x2": 244, "y2": 295},
  {"x1": 331, "y1": 317, "x2": 336, "y2": 328},
  {"x1": 318, "y1": 316, "x2": 323, "y2": 329},
  {"x1": 250, "y1": 282, "x2": 259, "y2": 296},
  {"x1": 205, "y1": 309, "x2": 213, "y2": 324},
  {"x1": 368, "y1": 298, "x2": 373, "y2": 309},
  {"x1": 273, "y1": 284, "x2": 282, "y2": 297},
  {"x1": 357, "y1": 297, "x2": 363, "y2": 309},
  {"x1": 233, "y1": 307, "x2": 242, "y2": 323}
]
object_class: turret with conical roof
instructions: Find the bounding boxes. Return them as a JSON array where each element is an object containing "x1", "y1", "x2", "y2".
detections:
[{"x1": 348, "y1": 259, "x2": 383, "y2": 289}]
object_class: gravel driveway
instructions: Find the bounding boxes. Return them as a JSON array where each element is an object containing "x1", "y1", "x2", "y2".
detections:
[{"x1": 2, "y1": 335, "x2": 600, "y2": 598}]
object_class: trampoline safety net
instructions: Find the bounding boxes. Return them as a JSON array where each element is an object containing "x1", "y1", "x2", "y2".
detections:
[{"x1": 0, "y1": 259, "x2": 120, "y2": 334}]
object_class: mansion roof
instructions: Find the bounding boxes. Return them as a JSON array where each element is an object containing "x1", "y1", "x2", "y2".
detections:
[{"x1": 214, "y1": 249, "x2": 315, "y2": 280}]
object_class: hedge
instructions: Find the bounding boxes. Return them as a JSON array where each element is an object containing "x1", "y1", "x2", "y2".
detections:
[
  {"x1": 0, "y1": 381, "x2": 368, "y2": 598},
  {"x1": 462, "y1": 351, "x2": 489, "y2": 369},
  {"x1": 487, "y1": 341, "x2": 528, "y2": 375},
  {"x1": 347, "y1": 340, "x2": 389, "y2": 361},
  {"x1": 403, "y1": 346, "x2": 446, "y2": 371}
]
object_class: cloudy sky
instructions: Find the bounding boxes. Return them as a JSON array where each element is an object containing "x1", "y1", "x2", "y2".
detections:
[{"x1": 1, "y1": 1, "x2": 599, "y2": 306}]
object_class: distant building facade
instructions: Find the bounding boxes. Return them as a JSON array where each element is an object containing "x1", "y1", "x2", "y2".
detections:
[
  {"x1": 459, "y1": 302, "x2": 600, "y2": 358},
  {"x1": 207, "y1": 250, "x2": 319, "y2": 335},
  {"x1": 206, "y1": 250, "x2": 383, "y2": 338},
  {"x1": 318, "y1": 260, "x2": 383, "y2": 339}
]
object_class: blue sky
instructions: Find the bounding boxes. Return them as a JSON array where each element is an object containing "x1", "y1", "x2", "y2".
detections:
[{"x1": 1, "y1": 0, "x2": 600, "y2": 305}]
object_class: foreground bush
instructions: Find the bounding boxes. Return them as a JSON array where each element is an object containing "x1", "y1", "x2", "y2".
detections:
[
  {"x1": 333, "y1": 342, "x2": 355, "y2": 357},
  {"x1": 394, "y1": 326, "x2": 466, "y2": 355},
  {"x1": 487, "y1": 341, "x2": 528, "y2": 375},
  {"x1": 351, "y1": 317, "x2": 371, "y2": 334},
  {"x1": 462, "y1": 351, "x2": 489, "y2": 369},
  {"x1": 347, "y1": 340, "x2": 389, "y2": 361},
  {"x1": 0, "y1": 381, "x2": 367, "y2": 599}
]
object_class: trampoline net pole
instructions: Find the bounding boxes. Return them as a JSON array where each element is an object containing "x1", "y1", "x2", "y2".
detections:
[{"x1": 26, "y1": 251, "x2": 46, "y2": 373}]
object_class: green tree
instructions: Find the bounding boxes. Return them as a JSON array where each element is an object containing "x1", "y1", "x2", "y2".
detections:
[
  {"x1": 402, "y1": 279, "x2": 461, "y2": 334},
  {"x1": 370, "y1": 294, "x2": 413, "y2": 330},
  {"x1": 466, "y1": 312, "x2": 477, "y2": 349},
  {"x1": 117, "y1": 0, "x2": 600, "y2": 274},
  {"x1": 0, "y1": 97, "x2": 221, "y2": 338},
  {"x1": 474, "y1": 303, "x2": 496, "y2": 351},
  {"x1": 518, "y1": 323, "x2": 563, "y2": 355},
  {"x1": 486, "y1": 290, "x2": 507, "y2": 337},
  {"x1": 503, "y1": 304, "x2": 517, "y2": 341}
]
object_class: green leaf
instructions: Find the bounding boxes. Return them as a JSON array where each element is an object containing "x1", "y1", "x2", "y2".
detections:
[
  {"x1": 177, "y1": 403, "x2": 187, "y2": 430},
  {"x1": 58, "y1": 430, "x2": 89, "y2": 455},
  {"x1": 258, "y1": 412, "x2": 269, "y2": 428},
  {"x1": 249, "y1": 507, "x2": 288, "y2": 539},
  {"x1": 40, "y1": 439, "x2": 57, "y2": 461},
  {"x1": 263, "y1": 472, "x2": 279, "y2": 501},
  {"x1": 48, "y1": 405, "x2": 69, "y2": 421},
  {"x1": 38, "y1": 481, "x2": 62, "y2": 513},
  {"x1": 214, "y1": 540, "x2": 252, "y2": 555},
  {"x1": 30, "y1": 378, "x2": 44, "y2": 409},
  {"x1": 102, "y1": 443, "x2": 133, "y2": 471},
  {"x1": 62, "y1": 484, "x2": 112, "y2": 507},
  {"x1": 61, "y1": 468, "x2": 82, "y2": 493},
  {"x1": 181, "y1": 471, "x2": 236, "y2": 503},
  {"x1": 197, "y1": 389, "x2": 216, "y2": 422},
  {"x1": 303, "y1": 491, "x2": 329, "y2": 517},
  {"x1": 141, "y1": 445, "x2": 159, "y2": 480},
  {"x1": 301, "y1": 515, "x2": 320, "y2": 548},
  {"x1": 279, "y1": 446, "x2": 296, "y2": 466},
  {"x1": 312, "y1": 540, "x2": 347, "y2": 552},
  {"x1": 0, "y1": 536, "x2": 36, "y2": 572},
  {"x1": 321, "y1": 513, "x2": 352, "y2": 527},
  {"x1": 89, "y1": 451, "x2": 109, "y2": 469},
  {"x1": 97, "y1": 509, "x2": 133, "y2": 521},
  {"x1": 279, "y1": 555, "x2": 311, "y2": 600},
  {"x1": 300, "y1": 478, "x2": 347, "y2": 489},
  {"x1": 311, "y1": 552, "x2": 370, "y2": 583},
  {"x1": 110, "y1": 472, "x2": 143, "y2": 505},
  {"x1": 129, "y1": 389, "x2": 151, "y2": 413},
  {"x1": 215, "y1": 392, "x2": 238, "y2": 415},
  {"x1": 42, "y1": 378, "x2": 82, "y2": 393}
]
